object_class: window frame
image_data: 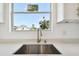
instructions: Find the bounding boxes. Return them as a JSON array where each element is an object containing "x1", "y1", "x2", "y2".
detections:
[{"x1": 11, "y1": 3, "x2": 52, "y2": 32}]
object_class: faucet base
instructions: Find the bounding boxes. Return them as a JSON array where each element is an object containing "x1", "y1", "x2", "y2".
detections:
[{"x1": 37, "y1": 40, "x2": 41, "y2": 43}]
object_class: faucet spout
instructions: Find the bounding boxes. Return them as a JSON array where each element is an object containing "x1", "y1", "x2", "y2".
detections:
[
  {"x1": 37, "y1": 28, "x2": 42, "y2": 43},
  {"x1": 40, "y1": 28, "x2": 42, "y2": 37}
]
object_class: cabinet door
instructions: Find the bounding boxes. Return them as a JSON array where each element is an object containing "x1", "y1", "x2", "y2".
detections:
[{"x1": 0, "y1": 3, "x2": 3, "y2": 23}]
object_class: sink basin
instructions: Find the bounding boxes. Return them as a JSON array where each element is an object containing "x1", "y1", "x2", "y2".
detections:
[{"x1": 14, "y1": 44, "x2": 61, "y2": 54}]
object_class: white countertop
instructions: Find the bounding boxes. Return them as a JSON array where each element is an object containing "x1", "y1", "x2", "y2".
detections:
[{"x1": 0, "y1": 39, "x2": 79, "y2": 56}]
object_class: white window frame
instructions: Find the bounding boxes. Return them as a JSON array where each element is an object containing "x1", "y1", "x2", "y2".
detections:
[
  {"x1": 10, "y1": 3, "x2": 52, "y2": 31},
  {"x1": 0, "y1": 3, "x2": 4, "y2": 23}
]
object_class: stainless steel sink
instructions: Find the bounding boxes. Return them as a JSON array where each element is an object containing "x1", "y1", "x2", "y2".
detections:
[{"x1": 14, "y1": 44, "x2": 61, "y2": 54}]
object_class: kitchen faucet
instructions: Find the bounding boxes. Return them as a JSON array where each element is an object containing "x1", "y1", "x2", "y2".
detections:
[{"x1": 37, "y1": 28, "x2": 42, "y2": 43}]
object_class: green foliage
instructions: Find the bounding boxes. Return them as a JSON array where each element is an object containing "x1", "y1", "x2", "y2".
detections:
[
  {"x1": 39, "y1": 17, "x2": 49, "y2": 30},
  {"x1": 31, "y1": 24, "x2": 36, "y2": 30},
  {"x1": 28, "y1": 4, "x2": 38, "y2": 11}
]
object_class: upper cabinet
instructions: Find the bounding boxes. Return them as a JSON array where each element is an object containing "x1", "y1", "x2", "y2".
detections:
[
  {"x1": 57, "y1": 3, "x2": 79, "y2": 23},
  {"x1": 0, "y1": 3, "x2": 4, "y2": 23}
]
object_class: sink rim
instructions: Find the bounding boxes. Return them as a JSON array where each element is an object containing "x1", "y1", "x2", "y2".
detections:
[
  {"x1": 14, "y1": 44, "x2": 61, "y2": 54},
  {"x1": 23, "y1": 43, "x2": 54, "y2": 45}
]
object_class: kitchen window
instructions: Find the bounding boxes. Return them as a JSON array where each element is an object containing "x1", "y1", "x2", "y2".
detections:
[{"x1": 11, "y1": 3, "x2": 51, "y2": 31}]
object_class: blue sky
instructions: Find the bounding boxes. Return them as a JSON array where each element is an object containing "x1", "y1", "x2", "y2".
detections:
[{"x1": 13, "y1": 3, "x2": 50, "y2": 28}]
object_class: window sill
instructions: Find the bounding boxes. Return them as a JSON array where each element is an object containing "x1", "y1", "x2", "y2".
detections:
[{"x1": 12, "y1": 29, "x2": 51, "y2": 32}]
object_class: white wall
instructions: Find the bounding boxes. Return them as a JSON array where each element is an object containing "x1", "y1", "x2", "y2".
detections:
[
  {"x1": 0, "y1": 3, "x2": 79, "y2": 40},
  {"x1": 64, "y1": 3, "x2": 79, "y2": 20}
]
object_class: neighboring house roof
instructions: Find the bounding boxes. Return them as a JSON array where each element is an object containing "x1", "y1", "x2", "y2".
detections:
[{"x1": 13, "y1": 25, "x2": 31, "y2": 30}]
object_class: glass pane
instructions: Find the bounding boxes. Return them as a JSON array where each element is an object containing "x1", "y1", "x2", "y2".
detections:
[
  {"x1": 13, "y1": 3, "x2": 50, "y2": 12},
  {"x1": 13, "y1": 14, "x2": 50, "y2": 30}
]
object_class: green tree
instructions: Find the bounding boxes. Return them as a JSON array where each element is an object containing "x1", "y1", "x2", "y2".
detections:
[
  {"x1": 39, "y1": 17, "x2": 49, "y2": 30},
  {"x1": 28, "y1": 4, "x2": 38, "y2": 11},
  {"x1": 31, "y1": 24, "x2": 36, "y2": 30}
]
